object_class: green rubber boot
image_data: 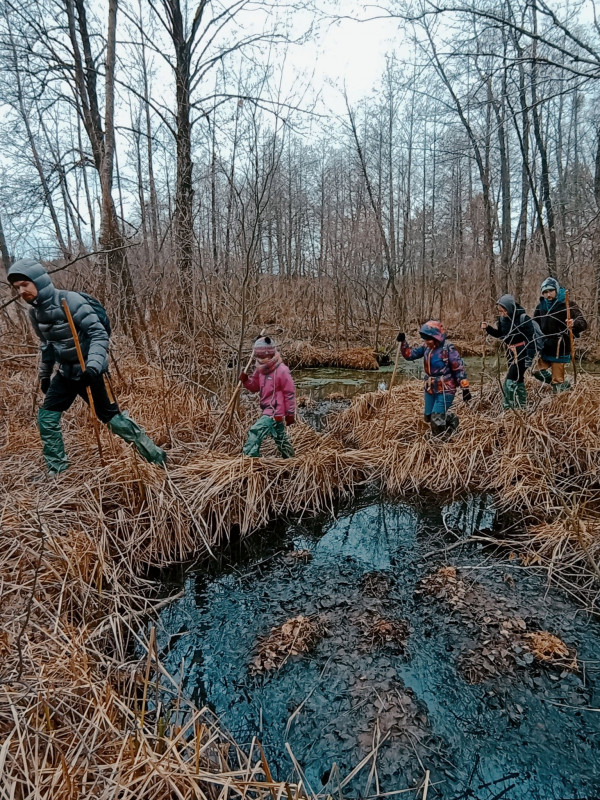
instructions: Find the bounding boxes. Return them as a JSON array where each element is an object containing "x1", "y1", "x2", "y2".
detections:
[
  {"x1": 242, "y1": 415, "x2": 295, "y2": 459},
  {"x1": 514, "y1": 382, "x2": 527, "y2": 409},
  {"x1": 38, "y1": 408, "x2": 69, "y2": 474},
  {"x1": 552, "y1": 380, "x2": 571, "y2": 394},
  {"x1": 502, "y1": 379, "x2": 517, "y2": 410},
  {"x1": 532, "y1": 369, "x2": 552, "y2": 384},
  {"x1": 107, "y1": 412, "x2": 166, "y2": 466}
]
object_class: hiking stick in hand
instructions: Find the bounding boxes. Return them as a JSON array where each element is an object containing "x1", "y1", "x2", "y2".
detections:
[
  {"x1": 380, "y1": 339, "x2": 402, "y2": 446},
  {"x1": 565, "y1": 290, "x2": 578, "y2": 386},
  {"x1": 61, "y1": 298, "x2": 104, "y2": 464}
]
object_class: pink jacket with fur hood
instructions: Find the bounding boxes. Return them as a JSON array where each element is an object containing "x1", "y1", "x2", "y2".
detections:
[{"x1": 241, "y1": 362, "x2": 296, "y2": 418}]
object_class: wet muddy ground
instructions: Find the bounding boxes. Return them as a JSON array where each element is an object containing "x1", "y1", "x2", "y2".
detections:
[{"x1": 156, "y1": 498, "x2": 600, "y2": 799}]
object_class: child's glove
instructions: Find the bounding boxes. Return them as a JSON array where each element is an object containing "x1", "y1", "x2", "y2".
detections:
[
  {"x1": 238, "y1": 372, "x2": 248, "y2": 382},
  {"x1": 274, "y1": 415, "x2": 284, "y2": 423},
  {"x1": 461, "y1": 381, "x2": 471, "y2": 403},
  {"x1": 285, "y1": 414, "x2": 296, "y2": 426},
  {"x1": 396, "y1": 331, "x2": 406, "y2": 342}
]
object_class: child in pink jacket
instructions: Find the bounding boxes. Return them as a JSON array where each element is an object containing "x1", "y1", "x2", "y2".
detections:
[{"x1": 239, "y1": 336, "x2": 296, "y2": 458}]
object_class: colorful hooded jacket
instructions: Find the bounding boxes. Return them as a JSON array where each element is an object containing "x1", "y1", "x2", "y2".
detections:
[
  {"x1": 533, "y1": 280, "x2": 587, "y2": 363},
  {"x1": 241, "y1": 360, "x2": 296, "y2": 418},
  {"x1": 485, "y1": 294, "x2": 536, "y2": 365},
  {"x1": 400, "y1": 322, "x2": 468, "y2": 395},
  {"x1": 7, "y1": 259, "x2": 109, "y2": 380}
]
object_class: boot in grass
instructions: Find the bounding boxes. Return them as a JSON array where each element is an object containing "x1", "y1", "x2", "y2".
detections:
[
  {"x1": 430, "y1": 413, "x2": 447, "y2": 436},
  {"x1": 38, "y1": 408, "x2": 69, "y2": 475},
  {"x1": 552, "y1": 380, "x2": 571, "y2": 394},
  {"x1": 532, "y1": 369, "x2": 552, "y2": 384},
  {"x1": 446, "y1": 412, "x2": 459, "y2": 433},
  {"x1": 243, "y1": 415, "x2": 295, "y2": 458},
  {"x1": 108, "y1": 411, "x2": 166, "y2": 465},
  {"x1": 514, "y1": 382, "x2": 527, "y2": 409},
  {"x1": 502, "y1": 379, "x2": 518, "y2": 409}
]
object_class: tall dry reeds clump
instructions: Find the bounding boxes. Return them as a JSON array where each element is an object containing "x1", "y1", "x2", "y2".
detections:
[
  {"x1": 329, "y1": 376, "x2": 600, "y2": 601},
  {"x1": 284, "y1": 341, "x2": 379, "y2": 370}
]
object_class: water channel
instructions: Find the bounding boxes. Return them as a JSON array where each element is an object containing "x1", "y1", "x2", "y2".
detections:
[{"x1": 156, "y1": 364, "x2": 600, "y2": 799}]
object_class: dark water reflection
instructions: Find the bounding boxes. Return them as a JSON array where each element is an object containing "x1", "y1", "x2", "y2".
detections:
[
  {"x1": 294, "y1": 358, "x2": 600, "y2": 401},
  {"x1": 156, "y1": 498, "x2": 600, "y2": 799}
]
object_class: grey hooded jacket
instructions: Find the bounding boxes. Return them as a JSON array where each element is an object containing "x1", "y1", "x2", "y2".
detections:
[{"x1": 7, "y1": 259, "x2": 109, "y2": 380}]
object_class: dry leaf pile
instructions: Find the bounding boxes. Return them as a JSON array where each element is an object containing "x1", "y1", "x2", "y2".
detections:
[
  {"x1": 251, "y1": 615, "x2": 325, "y2": 673},
  {"x1": 419, "y1": 567, "x2": 578, "y2": 684}
]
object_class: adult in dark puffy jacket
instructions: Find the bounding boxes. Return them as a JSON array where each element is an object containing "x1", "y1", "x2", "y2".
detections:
[
  {"x1": 482, "y1": 294, "x2": 535, "y2": 410},
  {"x1": 397, "y1": 320, "x2": 471, "y2": 436},
  {"x1": 533, "y1": 277, "x2": 587, "y2": 393},
  {"x1": 8, "y1": 259, "x2": 165, "y2": 475}
]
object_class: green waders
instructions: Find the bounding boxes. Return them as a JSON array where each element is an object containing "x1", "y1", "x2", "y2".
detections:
[
  {"x1": 532, "y1": 369, "x2": 552, "y2": 384},
  {"x1": 37, "y1": 408, "x2": 69, "y2": 475},
  {"x1": 242, "y1": 415, "x2": 295, "y2": 458},
  {"x1": 107, "y1": 412, "x2": 166, "y2": 465},
  {"x1": 502, "y1": 379, "x2": 527, "y2": 410},
  {"x1": 37, "y1": 408, "x2": 165, "y2": 474}
]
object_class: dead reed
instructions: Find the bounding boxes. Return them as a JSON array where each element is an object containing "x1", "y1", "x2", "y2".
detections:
[
  {"x1": 284, "y1": 342, "x2": 379, "y2": 370},
  {"x1": 1, "y1": 346, "x2": 599, "y2": 795}
]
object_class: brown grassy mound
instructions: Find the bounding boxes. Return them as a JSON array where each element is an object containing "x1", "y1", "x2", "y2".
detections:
[
  {"x1": 284, "y1": 341, "x2": 379, "y2": 370},
  {"x1": 251, "y1": 615, "x2": 325, "y2": 672}
]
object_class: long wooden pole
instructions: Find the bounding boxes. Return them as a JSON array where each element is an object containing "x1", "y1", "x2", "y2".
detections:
[
  {"x1": 207, "y1": 328, "x2": 266, "y2": 450},
  {"x1": 380, "y1": 340, "x2": 402, "y2": 446},
  {"x1": 565, "y1": 290, "x2": 578, "y2": 386},
  {"x1": 61, "y1": 298, "x2": 104, "y2": 464}
]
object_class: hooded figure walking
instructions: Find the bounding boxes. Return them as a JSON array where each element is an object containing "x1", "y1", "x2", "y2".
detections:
[
  {"x1": 8, "y1": 259, "x2": 166, "y2": 476},
  {"x1": 532, "y1": 277, "x2": 587, "y2": 393},
  {"x1": 397, "y1": 321, "x2": 471, "y2": 436},
  {"x1": 239, "y1": 336, "x2": 296, "y2": 458},
  {"x1": 482, "y1": 295, "x2": 536, "y2": 410}
]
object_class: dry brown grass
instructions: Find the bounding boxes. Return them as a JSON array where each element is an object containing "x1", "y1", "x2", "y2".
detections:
[
  {"x1": 284, "y1": 342, "x2": 379, "y2": 370},
  {"x1": 1, "y1": 343, "x2": 599, "y2": 795}
]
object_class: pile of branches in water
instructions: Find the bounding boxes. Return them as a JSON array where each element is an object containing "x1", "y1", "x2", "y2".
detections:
[{"x1": 2, "y1": 347, "x2": 600, "y2": 794}]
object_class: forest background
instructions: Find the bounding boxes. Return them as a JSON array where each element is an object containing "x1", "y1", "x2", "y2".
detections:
[{"x1": 2, "y1": 0, "x2": 600, "y2": 371}]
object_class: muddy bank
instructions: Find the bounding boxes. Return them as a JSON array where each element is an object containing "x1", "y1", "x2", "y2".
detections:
[{"x1": 156, "y1": 498, "x2": 600, "y2": 798}]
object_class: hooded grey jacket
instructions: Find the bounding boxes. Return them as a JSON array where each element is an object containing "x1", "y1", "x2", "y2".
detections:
[{"x1": 7, "y1": 259, "x2": 109, "y2": 380}]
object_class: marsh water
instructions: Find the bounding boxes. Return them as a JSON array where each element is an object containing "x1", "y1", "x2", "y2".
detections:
[
  {"x1": 156, "y1": 364, "x2": 600, "y2": 798},
  {"x1": 157, "y1": 496, "x2": 600, "y2": 799}
]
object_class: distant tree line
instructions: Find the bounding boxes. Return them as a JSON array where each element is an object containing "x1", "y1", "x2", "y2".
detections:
[{"x1": 1, "y1": 0, "x2": 600, "y2": 353}]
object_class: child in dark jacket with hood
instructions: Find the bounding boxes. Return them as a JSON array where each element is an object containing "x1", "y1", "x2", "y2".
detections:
[
  {"x1": 533, "y1": 277, "x2": 587, "y2": 393},
  {"x1": 239, "y1": 336, "x2": 296, "y2": 458},
  {"x1": 482, "y1": 294, "x2": 536, "y2": 409},
  {"x1": 397, "y1": 320, "x2": 471, "y2": 436}
]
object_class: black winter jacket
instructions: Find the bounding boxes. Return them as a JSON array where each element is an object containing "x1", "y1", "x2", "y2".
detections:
[
  {"x1": 485, "y1": 295, "x2": 535, "y2": 364},
  {"x1": 534, "y1": 289, "x2": 586, "y2": 362}
]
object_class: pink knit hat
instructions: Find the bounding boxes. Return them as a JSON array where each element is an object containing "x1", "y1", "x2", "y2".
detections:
[{"x1": 253, "y1": 336, "x2": 277, "y2": 358}]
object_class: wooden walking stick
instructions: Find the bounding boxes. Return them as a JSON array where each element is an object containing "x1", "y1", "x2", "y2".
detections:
[
  {"x1": 380, "y1": 338, "x2": 402, "y2": 446},
  {"x1": 207, "y1": 329, "x2": 266, "y2": 450},
  {"x1": 565, "y1": 290, "x2": 578, "y2": 386},
  {"x1": 61, "y1": 298, "x2": 105, "y2": 464}
]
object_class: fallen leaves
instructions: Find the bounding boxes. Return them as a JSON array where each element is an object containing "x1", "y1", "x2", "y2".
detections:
[
  {"x1": 419, "y1": 566, "x2": 578, "y2": 684},
  {"x1": 251, "y1": 615, "x2": 325, "y2": 673}
]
